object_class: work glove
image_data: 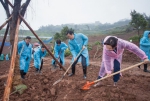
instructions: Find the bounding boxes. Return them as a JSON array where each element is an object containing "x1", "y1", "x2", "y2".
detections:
[{"x1": 82, "y1": 45, "x2": 86, "y2": 50}]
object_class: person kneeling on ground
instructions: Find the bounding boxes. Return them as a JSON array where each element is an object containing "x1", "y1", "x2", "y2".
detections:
[
  {"x1": 34, "y1": 46, "x2": 46, "y2": 73},
  {"x1": 94, "y1": 36, "x2": 149, "y2": 87}
]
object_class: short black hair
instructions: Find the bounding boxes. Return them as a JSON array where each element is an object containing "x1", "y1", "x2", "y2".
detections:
[
  {"x1": 56, "y1": 39, "x2": 61, "y2": 44},
  {"x1": 25, "y1": 36, "x2": 31, "y2": 39},
  {"x1": 104, "y1": 37, "x2": 118, "y2": 48},
  {"x1": 66, "y1": 29, "x2": 74, "y2": 35},
  {"x1": 41, "y1": 45, "x2": 45, "y2": 48}
]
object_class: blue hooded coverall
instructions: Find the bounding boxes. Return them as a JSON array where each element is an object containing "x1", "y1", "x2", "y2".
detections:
[
  {"x1": 140, "y1": 31, "x2": 150, "y2": 60},
  {"x1": 34, "y1": 48, "x2": 46, "y2": 69},
  {"x1": 5, "y1": 54, "x2": 9, "y2": 60},
  {"x1": 18, "y1": 40, "x2": 32, "y2": 73},
  {"x1": 52, "y1": 42, "x2": 68, "y2": 66}
]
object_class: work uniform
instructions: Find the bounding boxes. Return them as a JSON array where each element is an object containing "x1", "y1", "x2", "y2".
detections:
[
  {"x1": 139, "y1": 31, "x2": 150, "y2": 72},
  {"x1": 34, "y1": 48, "x2": 46, "y2": 71},
  {"x1": 52, "y1": 42, "x2": 68, "y2": 66},
  {"x1": 18, "y1": 40, "x2": 32, "y2": 78},
  {"x1": 68, "y1": 33, "x2": 89, "y2": 78}
]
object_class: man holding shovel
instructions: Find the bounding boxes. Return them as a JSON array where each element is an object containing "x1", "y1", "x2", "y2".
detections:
[
  {"x1": 94, "y1": 36, "x2": 149, "y2": 87},
  {"x1": 52, "y1": 39, "x2": 68, "y2": 69},
  {"x1": 66, "y1": 29, "x2": 89, "y2": 79},
  {"x1": 34, "y1": 46, "x2": 46, "y2": 73},
  {"x1": 18, "y1": 36, "x2": 32, "y2": 79}
]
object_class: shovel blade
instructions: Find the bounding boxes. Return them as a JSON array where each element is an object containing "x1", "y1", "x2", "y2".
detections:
[
  {"x1": 81, "y1": 81, "x2": 95, "y2": 90},
  {"x1": 53, "y1": 78, "x2": 63, "y2": 85}
]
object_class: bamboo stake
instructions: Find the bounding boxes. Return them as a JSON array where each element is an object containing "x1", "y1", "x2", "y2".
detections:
[{"x1": 3, "y1": 17, "x2": 20, "y2": 101}]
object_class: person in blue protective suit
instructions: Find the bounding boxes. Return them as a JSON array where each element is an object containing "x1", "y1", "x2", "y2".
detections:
[
  {"x1": 0, "y1": 54, "x2": 4, "y2": 61},
  {"x1": 52, "y1": 39, "x2": 68, "y2": 69},
  {"x1": 34, "y1": 46, "x2": 46, "y2": 73},
  {"x1": 18, "y1": 36, "x2": 32, "y2": 79},
  {"x1": 138, "y1": 31, "x2": 150, "y2": 73},
  {"x1": 66, "y1": 29, "x2": 89, "y2": 79},
  {"x1": 5, "y1": 54, "x2": 9, "y2": 60}
]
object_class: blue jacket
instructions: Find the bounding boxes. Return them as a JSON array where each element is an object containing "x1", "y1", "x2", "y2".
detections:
[
  {"x1": 18, "y1": 40, "x2": 32, "y2": 59},
  {"x1": 52, "y1": 42, "x2": 68, "y2": 65},
  {"x1": 34, "y1": 48, "x2": 46, "y2": 69},
  {"x1": 68, "y1": 33, "x2": 89, "y2": 66},
  {"x1": 140, "y1": 31, "x2": 150, "y2": 60}
]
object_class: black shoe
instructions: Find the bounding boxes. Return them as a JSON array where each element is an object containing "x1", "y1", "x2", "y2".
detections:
[
  {"x1": 21, "y1": 74, "x2": 25, "y2": 79},
  {"x1": 143, "y1": 70, "x2": 150, "y2": 73},
  {"x1": 68, "y1": 73, "x2": 74, "y2": 77},
  {"x1": 38, "y1": 70, "x2": 41, "y2": 73},
  {"x1": 35, "y1": 68, "x2": 39, "y2": 73},
  {"x1": 83, "y1": 75, "x2": 86, "y2": 79},
  {"x1": 52, "y1": 64, "x2": 57, "y2": 69}
]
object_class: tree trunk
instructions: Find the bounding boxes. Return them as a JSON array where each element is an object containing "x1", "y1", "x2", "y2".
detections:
[{"x1": 9, "y1": 0, "x2": 22, "y2": 52}]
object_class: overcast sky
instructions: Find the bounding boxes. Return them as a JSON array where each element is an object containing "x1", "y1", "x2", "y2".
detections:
[{"x1": 0, "y1": 0, "x2": 150, "y2": 30}]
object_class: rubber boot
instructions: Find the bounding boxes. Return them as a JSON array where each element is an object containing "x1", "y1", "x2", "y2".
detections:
[
  {"x1": 20, "y1": 70, "x2": 25, "y2": 79},
  {"x1": 143, "y1": 64, "x2": 150, "y2": 73},
  {"x1": 23, "y1": 72, "x2": 26, "y2": 75}
]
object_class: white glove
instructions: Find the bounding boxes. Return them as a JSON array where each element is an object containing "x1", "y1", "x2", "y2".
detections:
[{"x1": 82, "y1": 45, "x2": 86, "y2": 50}]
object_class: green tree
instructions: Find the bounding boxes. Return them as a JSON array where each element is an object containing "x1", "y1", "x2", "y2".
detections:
[
  {"x1": 54, "y1": 32, "x2": 61, "y2": 40},
  {"x1": 54, "y1": 26, "x2": 74, "y2": 41},
  {"x1": 130, "y1": 10, "x2": 148, "y2": 41},
  {"x1": 61, "y1": 26, "x2": 69, "y2": 41},
  {"x1": 144, "y1": 14, "x2": 150, "y2": 29}
]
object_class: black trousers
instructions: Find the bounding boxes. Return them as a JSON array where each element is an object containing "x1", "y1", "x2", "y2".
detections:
[
  {"x1": 113, "y1": 59, "x2": 120, "y2": 82},
  {"x1": 71, "y1": 54, "x2": 87, "y2": 75}
]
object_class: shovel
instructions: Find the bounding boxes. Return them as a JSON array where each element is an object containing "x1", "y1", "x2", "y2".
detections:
[
  {"x1": 39, "y1": 58, "x2": 44, "y2": 73},
  {"x1": 10, "y1": 84, "x2": 27, "y2": 95},
  {"x1": 53, "y1": 48, "x2": 84, "y2": 85},
  {"x1": 81, "y1": 61, "x2": 145, "y2": 90}
]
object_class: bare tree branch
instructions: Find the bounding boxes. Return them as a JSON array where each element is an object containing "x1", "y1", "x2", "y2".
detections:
[
  {"x1": 20, "y1": 0, "x2": 31, "y2": 24},
  {"x1": 5, "y1": 0, "x2": 14, "y2": 8},
  {"x1": 0, "y1": 0, "x2": 10, "y2": 17}
]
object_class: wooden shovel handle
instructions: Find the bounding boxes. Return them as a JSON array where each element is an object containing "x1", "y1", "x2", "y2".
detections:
[
  {"x1": 94, "y1": 62, "x2": 145, "y2": 83},
  {"x1": 63, "y1": 48, "x2": 84, "y2": 76}
]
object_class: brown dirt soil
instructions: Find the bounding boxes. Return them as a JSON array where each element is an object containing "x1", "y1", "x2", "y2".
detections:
[
  {"x1": 1, "y1": 52, "x2": 150, "y2": 101},
  {"x1": 0, "y1": 32, "x2": 150, "y2": 101}
]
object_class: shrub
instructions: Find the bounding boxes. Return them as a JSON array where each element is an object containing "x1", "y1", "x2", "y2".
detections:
[{"x1": 65, "y1": 48, "x2": 71, "y2": 57}]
